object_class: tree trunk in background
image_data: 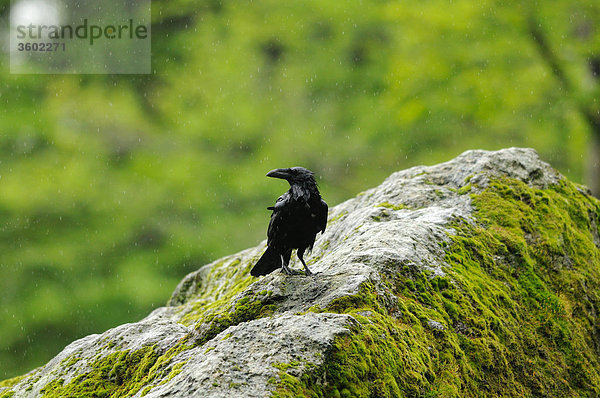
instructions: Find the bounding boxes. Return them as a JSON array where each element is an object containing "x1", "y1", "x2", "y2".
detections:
[{"x1": 528, "y1": 16, "x2": 600, "y2": 197}]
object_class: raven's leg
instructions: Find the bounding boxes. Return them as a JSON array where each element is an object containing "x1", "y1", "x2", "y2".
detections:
[
  {"x1": 281, "y1": 252, "x2": 301, "y2": 275},
  {"x1": 281, "y1": 255, "x2": 293, "y2": 275},
  {"x1": 297, "y1": 249, "x2": 314, "y2": 276}
]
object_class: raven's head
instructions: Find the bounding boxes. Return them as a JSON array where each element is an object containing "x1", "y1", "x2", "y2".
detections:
[{"x1": 266, "y1": 167, "x2": 316, "y2": 186}]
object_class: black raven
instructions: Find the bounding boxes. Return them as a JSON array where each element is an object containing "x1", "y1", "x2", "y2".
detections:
[{"x1": 251, "y1": 167, "x2": 328, "y2": 276}]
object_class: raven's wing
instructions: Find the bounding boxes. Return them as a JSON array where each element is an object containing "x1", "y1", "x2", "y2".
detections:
[
  {"x1": 266, "y1": 192, "x2": 290, "y2": 246},
  {"x1": 267, "y1": 193, "x2": 286, "y2": 211},
  {"x1": 317, "y1": 198, "x2": 328, "y2": 233}
]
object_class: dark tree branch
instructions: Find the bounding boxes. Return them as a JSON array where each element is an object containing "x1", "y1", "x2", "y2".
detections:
[
  {"x1": 528, "y1": 17, "x2": 573, "y2": 92},
  {"x1": 528, "y1": 16, "x2": 600, "y2": 134}
]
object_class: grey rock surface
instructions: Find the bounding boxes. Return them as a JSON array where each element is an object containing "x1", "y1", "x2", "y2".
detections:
[{"x1": 2, "y1": 147, "x2": 563, "y2": 397}]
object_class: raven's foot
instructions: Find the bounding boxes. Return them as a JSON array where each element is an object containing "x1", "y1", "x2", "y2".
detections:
[
  {"x1": 281, "y1": 263, "x2": 302, "y2": 275},
  {"x1": 299, "y1": 258, "x2": 316, "y2": 277}
]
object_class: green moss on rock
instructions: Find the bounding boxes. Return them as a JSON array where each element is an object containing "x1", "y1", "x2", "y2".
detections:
[
  {"x1": 328, "y1": 210, "x2": 349, "y2": 226},
  {"x1": 0, "y1": 373, "x2": 28, "y2": 397},
  {"x1": 0, "y1": 375, "x2": 25, "y2": 389},
  {"x1": 40, "y1": 346, "x2": 160, "y2": 398},
  {"x1": 377, "y1": 202, "x2": 407, "y2": 211},
  {"x1": 273, "y1": 177, "x2": 600, "y2": 397},
  {"x1": 40, "y1": 335, "x2": 194, "y2": 398},
  {"x1": 457, "y1": 184, "x2": 472, "y2": 195},
  {"x1": 194, "y1": 292, "x2": 277, "y2": 346}
]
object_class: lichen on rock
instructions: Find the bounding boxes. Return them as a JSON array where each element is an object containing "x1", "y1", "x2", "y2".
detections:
[{"x1": 2, "y1": 148, "x2": 599, "y2": 397}]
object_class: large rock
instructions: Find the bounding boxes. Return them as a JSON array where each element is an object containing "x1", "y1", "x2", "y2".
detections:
[{"x1": 2, "y1": 148, "x2": 599, "y2": 397}]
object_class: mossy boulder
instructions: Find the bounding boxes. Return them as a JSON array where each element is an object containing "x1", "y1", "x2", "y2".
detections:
[{"x1": 2, "y1": 147, "x2": 599, "y2": 397}]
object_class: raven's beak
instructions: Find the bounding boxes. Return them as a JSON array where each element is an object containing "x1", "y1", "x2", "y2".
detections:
[{"x1": 266, "y1": 168, "x2": 290, "y2": 180}]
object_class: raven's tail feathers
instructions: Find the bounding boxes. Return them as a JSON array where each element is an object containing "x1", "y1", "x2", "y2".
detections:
[{"x1": 250, "y1": 246, "x2": 282, "y2": 276}]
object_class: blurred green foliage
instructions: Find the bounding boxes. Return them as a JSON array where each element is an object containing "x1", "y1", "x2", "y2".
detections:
[{"x1": 0, "y1": 0, "x2": 598, "y2": 379}]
